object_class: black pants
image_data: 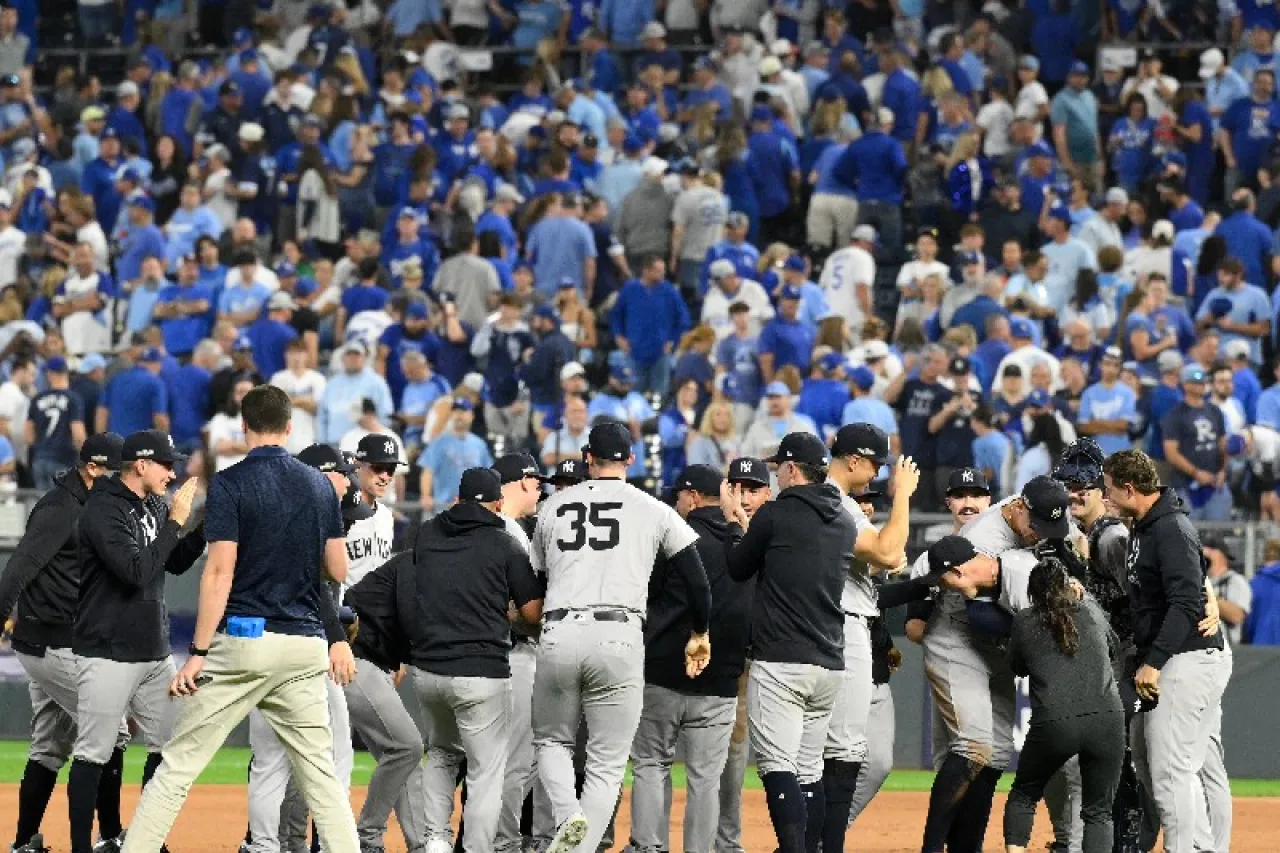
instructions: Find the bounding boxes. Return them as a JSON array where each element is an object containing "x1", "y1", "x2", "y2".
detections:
[{"x1": 1004, "y1": 711, "x2": 1126, "y2": 853}]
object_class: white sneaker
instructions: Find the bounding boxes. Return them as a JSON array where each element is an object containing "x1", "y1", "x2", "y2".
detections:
[
  {"x1": 424, "y1": 839, "x2": 453, "y2": 853},
  {"x1": 546, "y1": 813, "x2": 588, "y2": 853}
]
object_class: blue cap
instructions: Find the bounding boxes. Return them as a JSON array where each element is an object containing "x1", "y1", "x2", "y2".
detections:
[
  {"x1": 78, "y1": 353, "x2": 106, "y2": 373},
  {"x1": 1208, "y1": 297, "x2": 1234, "y2": 318},
  {"x1": 232, "y1": 27, "x2": 253, "y2": 46},
  {"x1": 1068, "y1": 60, "x2": 1090, "y2": 76},
  {"x1": 514, "y1": 259, "x2": 532, "y2": 273},
  {"x1": 140, "y1": 347, "x2": 163, "y2": 363},
  {"x1": 848, "y1": 365, "x2": 875, "y2": 391},
  {"x1": 234, "y1": 334, "x2": 252, "y2": 351},
  {"x1": 778, "y1": 285, "x2": 802, "y2": 301},
  {"x1": 1163, "y1": 150, "x2": 1187, "y2": 168},
  {"x1": 406, "y1": 301, "x2": 429, "y2": 319},
  {"x1": 528, "y1": 125, "x2": 547, "y2": 141},
  {"x1": 694, "y1": 56, "x2": 715, "y2": 72},
  {"x1": 611, "y1": 363, "x2": 636, "y2": 384},
  {"x1": 452, "y1": 397, "x2": 475, "y2": 411},
  {"x1": 45, "y1": 356, "x2": 68, "y2": 374},
  {"x1": 128, "y1": 194, "x2": 154, "y2": 211},
  {"x1": 294, "y1": 277, "x2": 318, "y2": 297},
  {"x1": 1048, "y1": 205, "x2": 1072, "y2": 223},
  {"x1": 958, "y1": 250, "x2": 982, "y2": 265},
  {"x1": 275, "y1": 260, "x2": 297, "y2": 277},
  {"x1": 1027, "y1": 388, "x2": 1051, "y2": 408},
  {"x1": 819, "y1": 352, "x2": 844, "y2": 372},
  {"x1": 101, "y1": 127, "x2": 119, "y2": 140},
  {"x1": 622, "y1": 135, "x2": 645, "y2": 154},
  {"x1": 1226, "y1": 434, "x2": 1247, "y2": 456},
  {"x1": 1181, "y1": 364, "x2": 1207, "y2": 384},
  {"x1": 1028, "y1": 141, "x2": 1054, "y2": 159},
  {"x1": 1010, "y1": 317, "x2": 1035, "y2": 339},
  {"x1": 783, "y1": 255, "x2": 806, "y2": 272},
  {"x1": 238, "y1": 49, "x2": 257, "y2": 63},
  {"x1": 534, "y1": 304, "x2": 559, "y2": 321},
  {"x1": 765, "y1": 381, "x2": 792, "y2": 397},
  {"x1": 750, "y1": 105, "x2": 773, "y2": 123},
  {"x1": 119, "y1": 168, "x2": 142, "y2": 184},
  {"x1": 557, "y1": 277, "x2": 577, "y2": 290}
]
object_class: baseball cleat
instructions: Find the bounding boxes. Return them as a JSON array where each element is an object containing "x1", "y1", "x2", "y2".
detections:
[
  {"x1": 546, "y1": 813, "x2": 588, "y2": 853},
  {"x1": 423, "y1": 839, "x2": 453, "y2": 853},
  {"x1": 13, "y1": 834, "x2": 50, "y2": 853},
  {"x1": 93, "y1": 833, "x2": 125, "y2": 853}
]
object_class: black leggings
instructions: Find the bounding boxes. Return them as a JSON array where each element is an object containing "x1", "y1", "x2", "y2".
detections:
[{"x1": 1003, "y1": 711, "x2": 1125, "y2": 853}]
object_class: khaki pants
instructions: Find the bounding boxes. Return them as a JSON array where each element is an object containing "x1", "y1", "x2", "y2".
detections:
[
  {"x1": 807, "y1": 194, "x2": 859, "y2": 251},
  {"x1": 118, "y1": 633, "x2": 358, "y2": 853}
]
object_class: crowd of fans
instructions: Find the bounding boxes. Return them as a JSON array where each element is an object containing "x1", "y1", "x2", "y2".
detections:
[{"x1": 5, "y1": 0, "x2": 1280, "y2": 633}]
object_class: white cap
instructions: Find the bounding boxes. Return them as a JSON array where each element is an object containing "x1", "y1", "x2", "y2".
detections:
[
  {"x1": 1224, "y1": 339, "x2": 1251, "y2": 361},
  {"x1": 546, "y1": 109, "x2": 567, "y2": 124},
  {"x1": 641, "y1": 156, "x2": 668, "y2": 177},
  {"x1": 461, "y1": 372, "x2": 485, "y2": 393},
  {"x1": 770, "y1": 39, "x2": 793, "y2": 58},
  {"x1": 852, "y1": 224, "x2": 878, "y2": 243},
  {"x1": 1105, "y1": 186, "x2": 1129, "y2": 205},
  {"x1": 876, "y1": 106, "x2": 895, "y2": 127},
  {"x1": 1101, "y1": 55, "x2": 1123, "y2": 73},
  {"x1": 205, "y1": 143, "x2": 230, "y2": 161},
  {"x1": 560, "y1": 361, "x2": 586, "y2": 381},
  {"x1": 447, "y1": 102, "x2": 470, "y2": 121},
  {"x1": 862, "y1": 340, "x2": 889, "y2": 360},
  {"x1": 495, "y1": 183, "x2": 525, "y2": 204},
  {"x1": 118, "y1": 81, "x2": 140, "y2": 98},
  {"x1": 1200, "y1": 48, "x2": 1225, "y2": 79},
  {"x1": 709, "y1": 258, "x2": 736, "y2": 279},
  {"x1": 238, "y1": 122, "x2": 265, "y2": 143},
  {"x1": 640, "y1": 21, "x2": 666, "y2": 40},
  {"x1": 1152, "y1": 219, "x2": 1175, "y2": 241},
  {"x1": 760, "y1": 56, "x2": 783, "y2": 77},
  {"x1": 267, "y1": 291, "x2": 296, "y2": 311}
]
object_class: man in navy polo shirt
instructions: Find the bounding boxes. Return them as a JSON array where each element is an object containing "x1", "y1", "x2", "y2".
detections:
[
  {"x1": 96, "y1": 348, "x2": 169, "y2": 436},
  {"x1": 758, "y1": 286, "x2": 816, "y2": 382},
  {"x1": 122, "y1": 384, "x2": 359, "y2": 853}
]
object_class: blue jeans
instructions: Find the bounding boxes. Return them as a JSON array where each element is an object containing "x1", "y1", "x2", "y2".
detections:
[
  {"x1": 78, "y1": 3, "x2": 118, "y2": 42},
  {"x1": 32, "y1": 458, "x2": 69, "y2": 491},
  {"x1": 633, "y1": 355, "x2": 672, "y2": 398},
  {"x1": 1176, "y1": 486, "x2": 1232, "y2": 522},
  {"x1": 858, "y1": 200, "x2": 903, "y2": 258}
]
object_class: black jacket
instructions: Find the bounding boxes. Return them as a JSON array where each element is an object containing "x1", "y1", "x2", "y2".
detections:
[
  {"x1": 646, "y1": 506, "x2": 753, "y2": 697},
  {"x1": 402, "y1": 502, "x2": 542, "y2": 678},
  {"x1": 74, "y1": 477, "x2": 206, "y2": 662},
  {"x1": 346, "y1": 552, "x2": 412, "y2": 672},
  {"x1": 0, "y1": 468, "x2": 91, "y2": 652},
  {"x1": 727, "y1": 482, "x2": 855, "y2": 670},
  {"x1": 1128, "y1": 488, "x2": 1222, "y2": 670}
]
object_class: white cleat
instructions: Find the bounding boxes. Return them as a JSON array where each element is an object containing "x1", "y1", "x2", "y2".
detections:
[{"x1": 546, "y1": 813, "x2": 588, "y2": 853}]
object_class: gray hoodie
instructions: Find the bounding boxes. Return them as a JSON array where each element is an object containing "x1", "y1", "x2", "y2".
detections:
[{"x1": 616, "y1": 178, "x2": 675, "y2": 260}]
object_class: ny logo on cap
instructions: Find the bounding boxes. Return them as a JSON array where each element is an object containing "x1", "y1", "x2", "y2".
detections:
[
  {"x1": 166, "y1": 434, "x2": 174, "y2": 448},
  {"x1": 1051, "y1": 507, "x2": 1063, "y2": 519},
  {"x1": 738, "y1": 460, "x2": 752, "y2": 473},
  {"x1": 858, "y1": 446, "x2": 876, "y2": 457},
  {"x1": 962, "y1": 470, "x2": 974, "y2": 483},
  {"x1": 383, "y1": 439, "x2": 395, "y2": 456},
  {"x1": 561, "y1": 460, "x2": 574, "y2": 472}
]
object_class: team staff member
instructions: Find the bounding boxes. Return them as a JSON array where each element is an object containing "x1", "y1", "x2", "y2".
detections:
[
  {"x1": 724, "y1": 433, "x2": 918, "y2": 853},
  {"x1": 1102, "y1": 450, "x2": 1232, "y2": 853},
  {"x1": 121, "y1": 386, "x2": 359, "y2": 853},
  {"x1": 69, "y1": 431, "x2": 205, "y2": 853},
  {"x1": 0, "y1": 435, "x2": 126, "y2": 853},
  {"x1": 629, "y1": 464, "x2": 753, "y2": 853},
  {"x1": 492, "y1": 452, "x2": 551, "y2": 853},
  {"x1": 714, "y1": 456, "x2": 771, "y2": 853},
  {"x1": 407, "y1": 467, "x2": 544, "y2": 853},
  {"x1": 532, "y1": 423, "x2": 710, "y2": 853}
]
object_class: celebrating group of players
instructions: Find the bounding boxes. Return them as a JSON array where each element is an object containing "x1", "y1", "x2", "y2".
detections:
[{"x1": 0, "y1": 382, "x2": 1233, "y2": 853}]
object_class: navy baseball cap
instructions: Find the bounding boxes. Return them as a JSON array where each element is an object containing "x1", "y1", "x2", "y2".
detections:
[
  {"x1": 80, "y1": 432, "x2": 124, "y2": 470},
  {"x1": 1047, "y1": 205, "x2": 1072, "y2": 224},
  {"x1": 957, "y1": 250, "x2": 982, "y2": 266},
  {"x1": 1068, "y1": 60, "x2": 1090, "y2": 76},
  {"x1": 1021, "y1": 475, "x2": 1071, "y2": 539},
  {"x1": 950, "y1": 355, "x2": 971, "y2": 375},
  {"x1": 140, "y1": 347, "x2": 164, "y2": 364},
  {"x1": 946, "y1": 467, "x2": 990, "y2": 495},
  {"x1": 928, "y1": 535, "x2": 979, "y2": 577},
  {"x1": 122, "y1": 429, "x2": 187, "y2": 464},
  {"x1": 550, "y1": 457, "x2": 587, "y2": 484},
  {"x1": 672, "y1": 464, "x2": 724, "y2": 497},
  {"x1": 459, "y1": 467, "x2": 503, "y2": 502},
  {"x1": 783, "y1": 255, "x2": 806, "y2": 272},
  {"x1": 275, "y1": 260, "x2": 297, "y2": 278},
  {"x1": 587, "y1": 422, "x2": 633, "y2": 461},
  {"x1": 766, "y1": 432, "x2": 831, "y2": 466},
  {"x1": 1026, "y1": 388, "x2": 1051, "y2": 408},
  {"x1": 848, "y1": 365, "x2": 875, "y2": 391},
  {"x1": 727, "y1": 457, "x2": 770, "y2": 486},
  {"x1": 610, "y1": 363, "x2": 636, "y2": 385},
  {"x1": 778, "y1": 285, "x2": 802, "y2": 301},
  {"x1": 298, "y1": 443, "x2": 354, "y2": 474},
  {"x1": 494, "y1": 452, "x2": 551, "y2": 484},
  {"x1": 45, "y1": 356, "x2": 68, "y2": 374},
  {"x1": 355, "y1": 433, "x2": 405, "y2": 466},
  {"x1": 831, "y1": 423, "x2": 891, "y2": 465}
]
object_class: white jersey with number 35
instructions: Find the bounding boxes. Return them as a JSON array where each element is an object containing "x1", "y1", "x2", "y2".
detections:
[{"x1": 533, "y1": 479, "x2": 699, "y2": 613}]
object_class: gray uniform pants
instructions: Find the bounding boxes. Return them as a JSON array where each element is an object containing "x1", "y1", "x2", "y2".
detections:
[
  {"x1": 630, "y1": 684, "x2": 736, "y2": 853},
  {"x1": 1130, "y1": 648, "x2": 1232, "y2": 853},
  {"x1": 747, "y1": 661, "x2": 842, "y2": 784},
  {"x1": 532, "y1": 612, "x2": 645, "y2": 853},
  {"x1": 74, "y1": 656, "x2": 176, "y2": 764},
  {"x1": 495, "y1": 641, "x2": 538, "y2": 853},
  {"x1": 344, "y1": 660, "x2": 427, "y2": 853},
  {"x1": 1194, "y1": 716, "x2": 1231, "y2": 853},
  {"x1": 824, "y1": 616, "x2": 873, "y2": 763},
  {"x1": 923, "y1": 625, "x2": 1017, "y2": 769},
  {"x1": 848, "y1": 682, "x2": 895, "y2": 825},
  {"x1": 714, "y1": 670, "x2": 750, "y2": 853},
  {"x1": 18, "y1": 649, "x2": 130, "y2": 770},
  {"x1": 412, "y1": 668, "x2": 510, "y2": 853}
]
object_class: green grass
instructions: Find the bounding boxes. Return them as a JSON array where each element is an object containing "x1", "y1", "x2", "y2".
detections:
[{"x1": 0, "y1": 742, "x2": 1277, "y2": 797}]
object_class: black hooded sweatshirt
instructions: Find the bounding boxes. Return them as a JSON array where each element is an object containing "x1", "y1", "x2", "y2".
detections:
[
  {"x1": 75, "y1": 476, "x2": 207, "y2": 662},
  {"x1": 345, "y1": 552, "x2": 413, "y2": 672},
  {"x1": 0, "y1": 468, "x2": 92, "y2": 653},
  {"x1": 727, "y1": 482, "x2": 856, "y2": 670},
  {"x1": 1128, "y1": 487, "x2": 1222, "y2": 669},
  {"x1": 646, "y1": 505, "x2": 754, "y2": 697},
  {"x1": 404, "y1": 502, "x2": 542, "y2": 678}
]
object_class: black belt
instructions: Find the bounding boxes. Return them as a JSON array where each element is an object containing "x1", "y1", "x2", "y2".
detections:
[{"x1": 544, "y1": 608, "x2": 632, "y2": 623}]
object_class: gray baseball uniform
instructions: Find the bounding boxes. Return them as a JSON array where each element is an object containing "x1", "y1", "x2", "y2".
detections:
[
  {"x1": 714, "y1": 672, "x2": 750, "y2": 853},
  {"x1": 495, "y1": 514, "x2": 539, "y2": 853},
  {"x1": 530, "y1": 479, "x2": 700, "y2": 853},
  {"x1": 16, "y1": 649, "x2": 130, "y2": 771}
]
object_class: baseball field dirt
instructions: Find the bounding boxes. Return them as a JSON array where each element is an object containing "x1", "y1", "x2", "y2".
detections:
[{"x1": 0, "y1": 784, "x2": 1274, "y2": 852}]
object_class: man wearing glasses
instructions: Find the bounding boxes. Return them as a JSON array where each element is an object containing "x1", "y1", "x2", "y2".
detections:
[{"x1": 346, "y1": 433, "x2": 404, "y2": 588}]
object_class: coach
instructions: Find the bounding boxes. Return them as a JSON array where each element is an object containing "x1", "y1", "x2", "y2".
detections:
[
  {"x1": 1102, "y1": 449, "x2": 1231, "y2": 853},
  {"x1": 70, "y1": 430, "x2": 205, "y2": 853},
  {"x1": 406, "y1": 466, "x2": 545, "y2": 853},
  {"x1": 630, "y1": 464, "x2": 753, "y2": 853},
  {"x1": 0, "y1": 433, "x2": 125, "y2": 853},
  {"x1": 119, "y1": 385, "x2": 359, "y2": 853}
]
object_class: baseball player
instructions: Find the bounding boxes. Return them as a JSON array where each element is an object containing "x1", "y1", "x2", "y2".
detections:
[
  {"x1": 531, "y1": 423, "x2": 710, "y2": 853},
  {"x1": 0, "y1": 434, "x2": 128, "y2": 853},
  {"x1": 69, "y1": 430, "x2": 205, "y2": 853},
  {"x1": 628, "y1": 464, "x2": 754, "y2": 853},
  {"x1": 121, "y1": 384, "x2": 360, "y2": 853},
  {"x1": 491, "y1": 453, "x2": 552, "y2": 853},
  {"x1": 407, "y1": 467, "x2": 544, "y2": 853},
  {"x1": 1102, "y1": 450, "x2": 1232, "y2": 853},
  {"x1": 723, "y1": 432, "x2": 916, "y2": 853},
  {"x1": 821, "y1": 424, "x2": 918, "y2": 853}
]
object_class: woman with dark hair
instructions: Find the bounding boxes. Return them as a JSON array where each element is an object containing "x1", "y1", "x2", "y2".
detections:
[
  {"x1": 1015, "y1": 412, "x2": 1065, "y2": 491},
  {"x1": 657, "y1": 377, "x2": 701, "y2": 488},
  {"x1": 1185, "y1": 232, "x2": 1228, "y2": 319},
  {"x1": 1003, "y1": 557, "x2": 1124, "y2": 853},
  {"x1": 715, "y1": 123, "x2": 759, "y2": 244},
  {"x1": 1064, "y1": 268, "x2": 1115, "y2": 342},
  {"x1": 148, "y1": 134, "x2": 187, "y2": 224}
]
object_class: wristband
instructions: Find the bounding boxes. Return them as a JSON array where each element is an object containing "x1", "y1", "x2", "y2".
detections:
[{"x1": 187, "y1": 643, "x2": 208, "y2": 657}]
